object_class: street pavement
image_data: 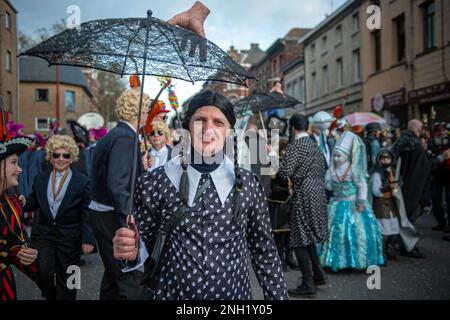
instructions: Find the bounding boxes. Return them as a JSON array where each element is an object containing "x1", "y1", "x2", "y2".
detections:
[{"x1": 14, "y1": 213, "x2": 450, "y2": 300}]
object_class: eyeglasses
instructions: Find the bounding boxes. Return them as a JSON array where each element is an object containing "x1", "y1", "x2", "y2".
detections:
[
  {"x1": 52, "y1": 152, "x2": 71, "y2": 160},
  {"x1": 151, "y1": 130, "x2": 164, "y2": 137}
]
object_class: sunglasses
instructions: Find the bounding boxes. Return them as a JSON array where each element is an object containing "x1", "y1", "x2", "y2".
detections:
[
  {"x1": 151, "y1": 130, "x2": 164, "y2": 137},
  {"x1": 52, "y1": 152, "x2": 71, "y2": 160}
]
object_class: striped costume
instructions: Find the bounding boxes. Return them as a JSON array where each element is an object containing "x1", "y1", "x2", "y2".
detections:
[{"x1": 0, "y1": 194, "x2": 38, "y2": 300}]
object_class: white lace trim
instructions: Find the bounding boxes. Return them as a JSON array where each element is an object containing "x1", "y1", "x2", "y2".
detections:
[{"x1": 0, "y1": 137, "x2": 32, "y2": 154}]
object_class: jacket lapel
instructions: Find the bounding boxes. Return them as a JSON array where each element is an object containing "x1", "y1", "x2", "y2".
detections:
[
  {"x1": 56, "y1": 170, "x2": 79, "y2": 216},
  {"x1": 36, "y1": 170, "x2": 52, "y2": 219}
]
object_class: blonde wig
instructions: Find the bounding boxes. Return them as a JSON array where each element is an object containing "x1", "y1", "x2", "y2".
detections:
[
  {"x1": 45, "y1": 135, "x2": 79, "y2": 161},
  {"x1": 151, "y1": 120, "x2": 172, "y2": 145},
  {"x1": 115, "y1": 89, "x2": 151, "y2": 122}
]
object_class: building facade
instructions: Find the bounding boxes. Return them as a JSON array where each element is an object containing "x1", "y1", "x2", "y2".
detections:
[
  {"x1": 250, "y1": 28, "x2": 310, "y2": 94},
  {"x1": 19, "y1": 57, "x2": 93, "y2": 135},
  {"x1": 0, "y1": 0, "x2": 18, "y2": 118},
  {"x1": 202, "y1": 43, "x2": 266, "y2": 103},
  {"x1": 301, "y1": 0, "x2": 363, "y2": 116},
  {"x1": 362, "y1": 0, "x2": 450, "y2": 128},
  {"x1": 282, "y1": 56, "x2": 306, "y2": 115}
]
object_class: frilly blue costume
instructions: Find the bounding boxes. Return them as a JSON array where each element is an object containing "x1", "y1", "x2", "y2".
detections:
[{"x1": 319, "y1": 131, "x2": 384, "y2": 271}]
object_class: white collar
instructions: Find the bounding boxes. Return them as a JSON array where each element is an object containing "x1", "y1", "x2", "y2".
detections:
[
  {"x1": 151, "y1": 145, "x2": 168, "y2": 156},
  {"x1": 54, "y1": 168, "x2": 71, "y2": 177},
  {"x1": 121, "y1": 121, "x2": 137, "y2": 133},
  {"x1": 164, "y1": 155, "x2": 235, "y2": 207},
  {"x1": 295, "y1": 132, "x2": 309, "y2": 140}
]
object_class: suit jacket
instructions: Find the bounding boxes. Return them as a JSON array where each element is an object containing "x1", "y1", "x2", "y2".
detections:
[
  {"x1": 24, "y1": 168, "x2": 94, "y2": 245},
  {"x1": 90, "y1": 122, "x2": 144, "y2": 217}
]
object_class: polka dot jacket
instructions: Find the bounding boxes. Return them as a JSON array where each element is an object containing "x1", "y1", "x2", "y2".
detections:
[{"x1": 134, "y1": 166, "x2": 288, "y2": 300}]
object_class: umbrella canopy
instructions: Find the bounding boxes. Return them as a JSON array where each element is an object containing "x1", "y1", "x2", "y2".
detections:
[
  {"x1": 344, "y1": 112, "x2": 386, "y2": 127},
  {"x1": 20, "y1": 10, "x2": 251, "y2": 223},
  {"x1": 234, "y1": 92, "x2": 301, "y2": 114},
  {"x1": 21, "y1": 11, "x2": 251, "y2": 86}
]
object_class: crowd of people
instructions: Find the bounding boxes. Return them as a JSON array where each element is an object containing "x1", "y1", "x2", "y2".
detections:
[{"x1": 1, "y1": 80, "x2": 449, "y2": 300}]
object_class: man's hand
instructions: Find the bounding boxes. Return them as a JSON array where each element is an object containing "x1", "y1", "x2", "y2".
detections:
[
  {"x1": 357, "y1": 204, "x2": 365, "y2": 213},
  {"x1": 167, "y1": 1, "x2": 210, "y2": 62},
  {"x1": 17, "y1": 246, "x2": 38, "y2": 266},
  {"x1": 82, "y1": 244, "x2": 94, "y2": 255},
  {"x1": 18, "y1": 195, "x2": 26, "y2": 207},
  {"x1": 167, "y1": 1, "x2": 210, "y2": 37},
  {"x1": 269, "y1": 82, "x2": 284, "y2": 94},
  {"x1": 113, "y1": 215, "x2": 138, "y2": 261},
  {"x1": 142, "y1": 151, "x2": 153, "y2": 171}
]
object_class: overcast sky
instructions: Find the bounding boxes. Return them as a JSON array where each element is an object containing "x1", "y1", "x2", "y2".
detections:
[{"x1": 11, "y1": 0, "x2": 348, "y2": 110}]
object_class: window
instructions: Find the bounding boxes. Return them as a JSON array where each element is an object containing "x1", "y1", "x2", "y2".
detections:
[
  {"x1": 353, "y1": 12, "x2": 360, "y2": 33},
  {"x1": 423, "y1": 1, "x2": 436, "y2": 50},
  {"x1": 65, "y1": 90, "x2": 76, "y2": 112},
  {"x1": 36, "y1": 89, "x2": 49, "y2": 102},
  {"x1": 6, "y1": 50, "x2": 12, "y2": 72},
  {"x1": 322, "y1": 36, "x2": 327, "y2": 53},
  {"x1": 394, "y1": 14, "x2": 406, "y2": 62},
  {"x1": 311, "y1": 72, "x2": 317, "y2": 99},
  {"x1": 336, "y1": 25, "x2": 343, "y2": 44},
  {"x1": 286, "y1": 83, "x2": 292, "y2": 96},
  {"x1": 311, "y1": 43, "x2": 316, "y2": 58},
  {"x1": 373, "y1": 30, "x2": 382, "y2": 71},
  {"x1": 322, "y1": 65, "x2": 329, "y2": 94},
  {"x1": 353, "y1": 49, "x2": 361, "y2": 81},
  {"x1": 337, "y1": 58, "x2": 343, "y2": 88},
  {"x1": 6, "y1": 91, "x2": 12, "y2": 113},
  {"x1": 292, "y1": 80, "x2": 298, "y2": 99},
  {"x1": 35, "y1": 118, "x2": 54, "y2": 131},
  {"x1": 299, "y1": 77, "x2": 305, "y2": 102},
  {"x1": 227, "y1": 83, "x2": 238, "y2": 90},
  {"x1": 5, "y1": 11, "x2": 11, "y2": 30}
]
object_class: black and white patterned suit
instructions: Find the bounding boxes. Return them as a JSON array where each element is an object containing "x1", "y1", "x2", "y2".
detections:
[
  {"x1": 134, "y1": 156, "x2": 288, "y2": 300},
  {"x1": 278, "y1": 135, "x2": 328, "y2": 248}
]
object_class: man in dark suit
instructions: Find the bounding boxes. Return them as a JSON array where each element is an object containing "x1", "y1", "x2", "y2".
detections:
[
  {"x1": 24, "y1": 135, "x2": 95, "y2": 300},
  {"x1": 89, "y1": 89, "x2": 151, "y2": 300}
]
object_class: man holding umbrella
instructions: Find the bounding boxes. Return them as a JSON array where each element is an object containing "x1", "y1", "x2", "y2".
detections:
[{"x1": 112, "y1": 91, "x2": 288, "y2": 300}]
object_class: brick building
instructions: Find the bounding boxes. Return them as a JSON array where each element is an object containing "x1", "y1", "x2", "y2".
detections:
[
  {"x1": 0, "y1": 0, "x2": 18, "y2": 118},
  {"x1": 19, "y1": 56, "x2": 94, "y2": 135},
  {"x1": 250, "y1": 28, "x2": 310, "y2": 93},
  {"x1": 361, "y1": 0, "x2": 450, "y2": 127},
  {"x1": 202, "y1": 43, "x2": 266, "y2": 103}
]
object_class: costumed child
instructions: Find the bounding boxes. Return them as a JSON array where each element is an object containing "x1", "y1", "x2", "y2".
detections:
[
  {"x1": 319, "y1": 131, "x2": 384, "y2": 271},
  {"x1": 370, "y1": 149, "x2": 420, "y2": 262},
  {"x1": 0, "y1": 108, "x2": 39, "y2": 300}
]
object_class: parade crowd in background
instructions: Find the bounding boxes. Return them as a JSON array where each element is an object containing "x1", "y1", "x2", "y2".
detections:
[{"x1": 1, "y1": 82, "x2": 449, "y2": 300}]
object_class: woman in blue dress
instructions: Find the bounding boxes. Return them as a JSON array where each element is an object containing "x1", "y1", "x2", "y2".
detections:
[{"x1": 319, "y1": 131, "x2": 384, "y2": 271}]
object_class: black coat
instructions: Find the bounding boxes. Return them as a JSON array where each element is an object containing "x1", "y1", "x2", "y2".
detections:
[
  {"x1": 392, "y1": 130, "x2": 433, "y2": 218},
  {"x1": 90, "y1": 122, "x2": 144, "y2": 217},
  {"x1": 24, "y1": 169, "x2": 94, "y2": 245}
]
